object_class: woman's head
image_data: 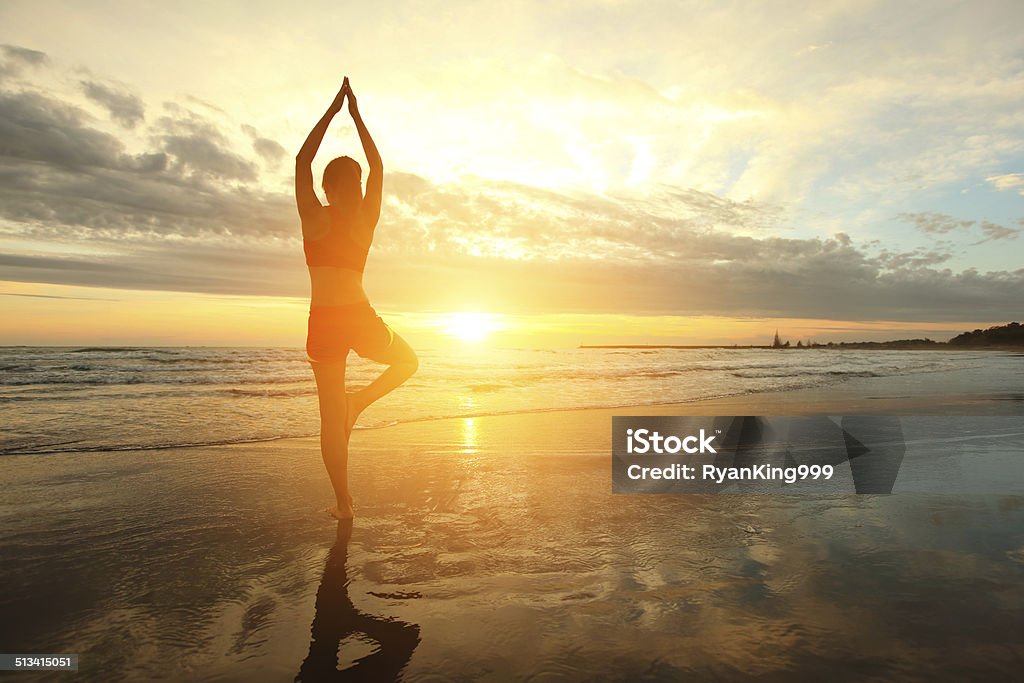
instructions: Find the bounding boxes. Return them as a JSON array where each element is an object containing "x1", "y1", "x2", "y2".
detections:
[{"x1": 322, "y1": 156, "x2": 362, "y2": 208}]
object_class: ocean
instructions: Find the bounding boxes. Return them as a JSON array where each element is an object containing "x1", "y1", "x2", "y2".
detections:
[{"x1": 0, "y1": 346, "x2": 1009, "y2": 455}]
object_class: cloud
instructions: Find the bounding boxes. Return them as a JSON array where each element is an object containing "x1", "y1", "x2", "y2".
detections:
[
  {"x1": 377, "y1": 173, "x2": 787, "y2": 263},
  {"x1": 898, "y1": 212, "x2": 1018, "y2": 243},
  {"x1": 873, "y1": 248, "x2": 952, "y2": 269},
  {"x1": 0, "y1": 90, "x2": 130, "y2": 169},
  {"x1": 242, "y1": 124, "x2": 287, "y2": 165},
  {"x1": 0, "y1": 291, "x2": 116, "y2": 301},
  {"x1": 977, "y1": 221, "x2": 1020, "y2": 242},
  {"x1": 1, "y1": 41, "x2": 1022, "y2": 325},
  {"x1": 1, "y1": 45, "x2": 47, "y2": 66},
  {"x1": 356, "y1": 233, "x2": 1024, "y2": 323},
  {"x1": 0, "y1": 249, "x2": 304, "y2": 298},
  {"x1": 898, "y1": 212, "x2": 975, "y2": 235},
  {"x1": 154, "y1": 104, "x2": 259, "y2": 181},
  {"x1": 80, "y1": 81, "x2": 145, "y2": 129},
  {"x1": 0, "y1": 85, "x2": 292, "y2": 243},
  {"x1": 986, "y1": 173, "x2": 1024, "y2": 195},
  {"x1": 3, "y1": 146, "x2": 1022, "y2": 321},
  {"x1": 795, "y1": 43, "x2": 832, "y2": 57},
  {"x1": 0, "y1": 44, "x2": 48, "y2": 77}
]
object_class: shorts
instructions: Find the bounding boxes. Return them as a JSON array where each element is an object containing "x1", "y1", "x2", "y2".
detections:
[{"x1": 306, "y1": 301, "x2": 395, "y2": 363}]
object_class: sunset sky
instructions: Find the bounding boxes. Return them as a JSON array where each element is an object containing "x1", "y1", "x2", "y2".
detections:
[{"x1": 1, "y1": 0, "x2": 1022, "y2": 347}]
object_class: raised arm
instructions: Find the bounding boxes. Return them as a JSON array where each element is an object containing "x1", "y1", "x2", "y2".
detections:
[
  {"x1": 345, "y1": 81, "x2": 383, "y2": 232},
  {"x1": 295, "y1": 82, "x2": 347, "y2": 224}
]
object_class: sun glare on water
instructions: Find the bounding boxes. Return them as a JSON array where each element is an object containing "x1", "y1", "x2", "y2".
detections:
[{"x1": 443, "y1": 312, "x2": 503, "y2": 343}]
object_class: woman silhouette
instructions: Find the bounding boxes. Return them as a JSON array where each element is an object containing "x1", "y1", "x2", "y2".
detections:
[{"x1": 296, "y1": 77, "x2": 418, "y2": 520}]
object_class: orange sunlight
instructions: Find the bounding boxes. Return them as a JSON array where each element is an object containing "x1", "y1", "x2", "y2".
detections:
[
  {"x1": 440, "y1": 312, "x2": 505, "y2": 343},
  {"x1": 0, "y1": 282, "x2": 999, "y2": 349}
]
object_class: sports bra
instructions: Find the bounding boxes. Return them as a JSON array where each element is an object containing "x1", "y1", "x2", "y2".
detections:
[{"x1": 303, "y1": 212, "x2": 369, "y2": 272}]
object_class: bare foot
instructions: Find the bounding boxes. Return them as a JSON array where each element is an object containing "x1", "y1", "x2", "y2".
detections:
[{"x1": 345, "y1": 392, "x2": 366, "y2": 437}]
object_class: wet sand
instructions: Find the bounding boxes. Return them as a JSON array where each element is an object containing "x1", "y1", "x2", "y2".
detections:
[{"x1": 2, "y1": 372, "x2": 1024, "y2": 681}]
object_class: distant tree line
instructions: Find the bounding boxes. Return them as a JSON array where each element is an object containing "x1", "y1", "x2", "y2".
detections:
[
  {"x1": 770, "y1": 322, "x2": 1024, "y2": 349},
  {"x1": 949, "y1": 322, "x2": 1024, "y2": 347}
]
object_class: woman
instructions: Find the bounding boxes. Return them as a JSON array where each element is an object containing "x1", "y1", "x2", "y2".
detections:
[{"x1": 296, "y1": 77, "x2": 418, "y2": 520}]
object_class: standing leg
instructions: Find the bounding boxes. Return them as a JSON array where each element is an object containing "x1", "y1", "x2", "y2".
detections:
[
  {"x1": 346, "y1": 333, "x2": 418, "y2": 433},
  {"x1": 310, "y1": 359, "x2": 354, "y2": 519}
]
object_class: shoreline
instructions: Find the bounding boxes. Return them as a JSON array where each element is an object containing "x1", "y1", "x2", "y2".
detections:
[{"x1": 3, "y1": 361, "x2": 1021, "y2": 458}]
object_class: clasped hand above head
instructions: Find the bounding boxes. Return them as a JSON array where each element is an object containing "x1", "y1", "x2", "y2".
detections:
[{"x1": 329, "y1": 76, "x2": 360, "y2": 118}]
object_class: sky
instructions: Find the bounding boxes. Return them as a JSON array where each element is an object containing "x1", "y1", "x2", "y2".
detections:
[{"x1": 0, "y1": 0, "x2": 1022, "y2": 347}]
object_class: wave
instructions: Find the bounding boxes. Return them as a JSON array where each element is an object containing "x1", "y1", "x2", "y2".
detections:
[
  {"x1": 0, "y1": 373, "x2": 312, "y2": 387},
  {"x1": 225, "y1": 387, "x2": 316, "y2": 398},
  {"x1": 0, "y1": 432, "x2": 320, "y2": 456},
  {"x1": 0, "y1": 347, "x2": 981, "y2": 456},
  {"x1": 0, "y1": 386, "x2": 797, "y2": 456},
  {"x1": 1, "y1": 376, "x2": 153, "y2": 387},
  {"x1": 144, "y1": 356, "x2": 303, "y2": 365},
  {"x1": 731, "y1": 369, "x2": 887, "y2": 379},
  {"x1": 70, "y1": 347, "x2": 173, "y2": 354},
  {"x1": 0, "y1": 364, "x2": 33, "y2": 372},
  {"x1": 467, "y1": 382, "x2": 513, "y2": 393}
]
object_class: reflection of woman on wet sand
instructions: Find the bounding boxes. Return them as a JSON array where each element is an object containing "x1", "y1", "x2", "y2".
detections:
[
  {"x1": 296, "y1": 520, "x2": 420, "y2": 681},
  {"x1": 296, "y1": 78, "x2": 418, "y2": 520}
]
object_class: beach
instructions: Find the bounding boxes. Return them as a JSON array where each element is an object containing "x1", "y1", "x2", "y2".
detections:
[
  {"x1": 4, "y1": 0, "x2": 1024, "y2": 678},
  {"x1": 3, "y1": 365, "x2": 1024, "y2": 681},
  {"x1": 4, "y1": 1, "x2": 1023, "y2": 677}
]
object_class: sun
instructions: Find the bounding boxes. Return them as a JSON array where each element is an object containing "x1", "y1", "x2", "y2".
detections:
[{"x1": 443, "y1": 312, "x2": 502, "y2": 343}]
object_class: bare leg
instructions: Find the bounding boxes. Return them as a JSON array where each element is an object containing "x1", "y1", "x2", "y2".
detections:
[
  {"x1": 347, "y1": 333, "x2": 418, "y2": 432},
  {"x1": 310, "y1": 359, "x2": 354, "y2": 519}
]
